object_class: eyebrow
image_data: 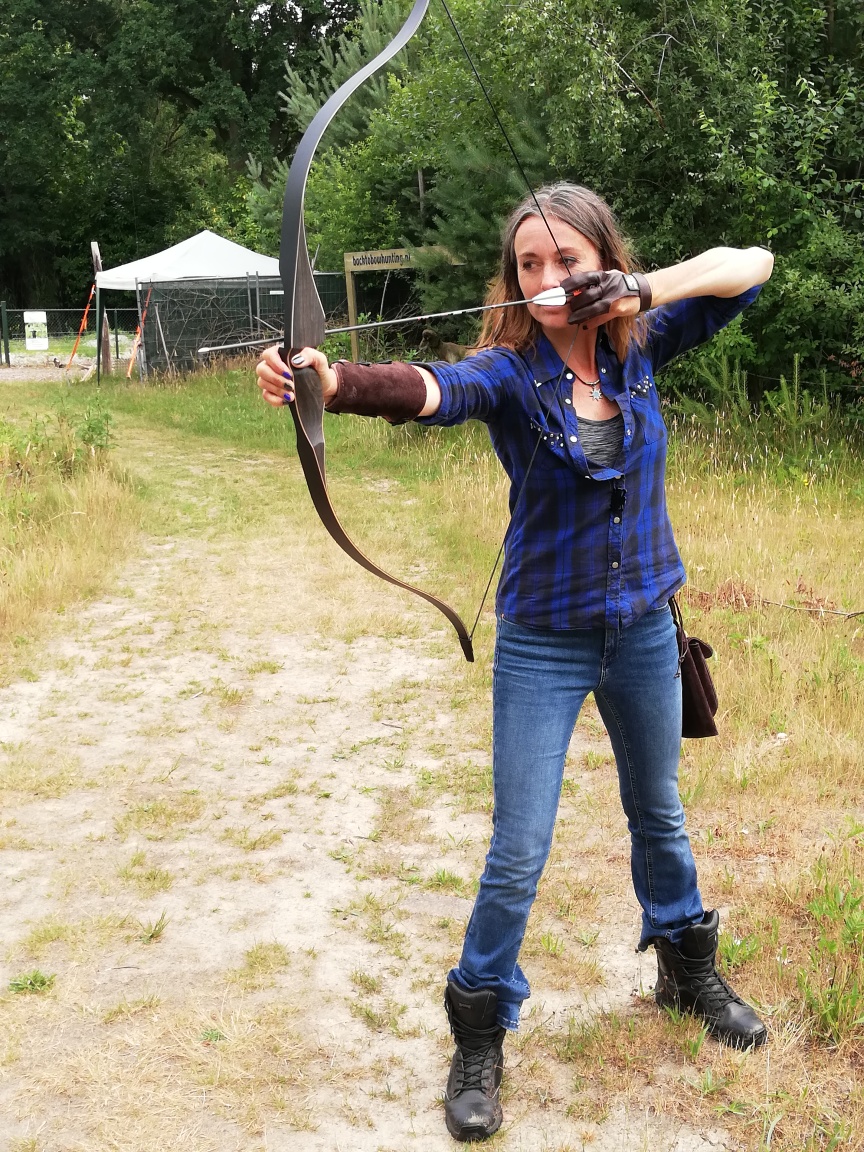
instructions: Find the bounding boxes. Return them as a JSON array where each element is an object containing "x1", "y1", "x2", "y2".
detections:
[{"x1": 515, "y1": 246, "x2": 584, "y2": 258}]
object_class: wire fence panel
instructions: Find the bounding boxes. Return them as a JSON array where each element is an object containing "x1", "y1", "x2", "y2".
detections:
[
  {"x1": 139, "y1": 274, "x2": 348, "y2": 373},
  {"x1": 1, "y1": 307, "x2": 139, "y2": 365}
]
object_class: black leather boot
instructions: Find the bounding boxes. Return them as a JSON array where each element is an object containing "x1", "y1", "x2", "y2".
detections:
[
  {"x1": 653, "y1": 909, "x2": 767, "y2": 1049},
  {"x1": 444, "y1": 981, "x2": 505, "y2": 1142}
]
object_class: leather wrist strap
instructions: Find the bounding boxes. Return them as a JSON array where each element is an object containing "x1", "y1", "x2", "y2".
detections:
[
  {"x1": 326, "y1": 360, "x2": 427, "y2": 424},
  {"x1": 625, "y1": 272, "x2": 653, "y2": 312}
]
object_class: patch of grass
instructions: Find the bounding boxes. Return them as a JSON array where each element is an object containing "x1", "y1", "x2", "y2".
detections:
[
  {"x1": 540, "y1": 932, "x2": 565, "y2": 957},
  {"x1": 102, "y1": 994, "x2": 160, "y2": 1023},
  {"x1": 9, "y1": 969, "x2": 55, "y2": 994},
  {"x1": 118, "y1": 850, "x2": 174, "y2": 894},
  {"x1": 199, "y1": 1027, "x2": 227, "y2": 1043},
  {"x1": 246, "y1": 659, "x2": 283, "y2": 674},
  {"x1": 0, "y1": 406, "x2": 138, "y2": 681},
  {"x1": 349, "y1": 998, "x2": 411, "y2": 1036},
  {"x1": 230, "y1": 941, "x2": 291, "y2": 989},
  {"x1": 351, "y1": 970, "x2": 381, "y2": 994},
  {"x1": 208, "y1": 678, "x2": 247, "y2": 707},
  {"x1": 259, "y1": 777, "x2": 298, "y2": 800},
  {"x1": 114, "y1": 791, "x2": 205, "y2": 839},
  {"x1": 18, "y1": 914, "x2": 130, "y2": 959},
  {"x1": 425, "y1": 868, "x2": 469, "y2": 896},
  {"x1": 220, "y1": 825, "x2": 283, "y2": 851},
  {"x1": 0, "y1": 753, "x2": 82, "y2": 798},
  {"x1": 138, "y1": 911, "x2": 169, "y2": 944}
]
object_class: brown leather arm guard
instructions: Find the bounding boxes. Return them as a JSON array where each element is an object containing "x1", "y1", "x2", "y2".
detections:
[{"x1": 326, "y1": 360, "x2": 427, "y2": 424}]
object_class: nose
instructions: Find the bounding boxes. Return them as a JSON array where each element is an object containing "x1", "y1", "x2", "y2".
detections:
[{"x1": 540, "y1": 260, "x2": 564, "y2": 292}]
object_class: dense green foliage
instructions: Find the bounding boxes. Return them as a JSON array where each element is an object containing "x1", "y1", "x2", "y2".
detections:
[
  {"x1": 252, "y1": 0, "x2": 863, "y2": 394},
  {"x1": 0, "y1": 0, "x2": 359, "y2": 306},
  {"x1": 3, "y1": 0, "x2": 862, "y2": 400}
]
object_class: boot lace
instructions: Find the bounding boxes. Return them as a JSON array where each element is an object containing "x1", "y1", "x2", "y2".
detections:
[
  {"x1": 675, "y1": 955, "x2": 745, "y2": 1014},
  {"x1": 450, "y1": 1023, "x2": 502, "y2": 1093}
]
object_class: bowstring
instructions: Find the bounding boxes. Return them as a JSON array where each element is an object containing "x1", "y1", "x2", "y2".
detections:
[
  {"x1": 437, "y1": 0, "x2": 568, "y2": 264},
  {"x1": 435, "y1": 0, "x2": 580, "y2": 641}
]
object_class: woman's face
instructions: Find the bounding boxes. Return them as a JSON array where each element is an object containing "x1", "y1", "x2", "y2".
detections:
[{"x1": 513, "y1": 214, "x2": 602, "y2": 333}]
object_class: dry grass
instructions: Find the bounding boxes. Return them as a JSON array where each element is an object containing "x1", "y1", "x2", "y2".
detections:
[
  {"x1": 0, "y1": 412, "x2": 139, "y2": 680},
  {"x1": 1, "y1": 372, "x2": 862, "y2": 1149}
]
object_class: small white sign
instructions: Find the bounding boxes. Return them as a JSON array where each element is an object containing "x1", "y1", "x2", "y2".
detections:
[{"x1": 24, "y1": 310, "x2": 49, "y2": 351}]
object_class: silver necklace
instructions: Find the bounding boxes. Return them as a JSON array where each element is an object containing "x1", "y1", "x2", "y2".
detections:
[{"x1": 572, "y1": 369, "x2": 602, "y2": 402}]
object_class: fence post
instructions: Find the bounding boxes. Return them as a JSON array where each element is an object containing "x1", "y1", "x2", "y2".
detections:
[
  {"x1": 113, "y1": 309, "x2": 119, "y2": 358},
  {"x1": 0, "y1": 301, "x2": 8, "y2": 366}
]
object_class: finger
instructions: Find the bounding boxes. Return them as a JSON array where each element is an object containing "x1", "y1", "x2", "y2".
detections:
[
  {"x1": 288, "y1": 347, "x2": 328, "y2": 374},
  {"x1": 567, "y1": 300, "x2": 613, "y2": 326},
  {"x1": 256, "y1": 355, "x2": 295, "y2": 391},
  {"x1": 258, "y1": 373, "x2": 293, "y2": 400},
  {"x1": 567, "y1": 286, "x2": 603, "y2": 310},
  {"x1": 561, "y1": 271, "x2": 602, "y2": 293}
]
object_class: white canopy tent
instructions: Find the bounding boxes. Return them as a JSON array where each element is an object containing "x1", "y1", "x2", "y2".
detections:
[
  {"x1": 94, "y1": 231, "x2": 282, "y2": 377},
  {"x1": 95, "y1": 230, "x2": 280, "y2": 291}
]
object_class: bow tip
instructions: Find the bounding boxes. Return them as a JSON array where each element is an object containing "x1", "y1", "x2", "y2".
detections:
[{"x1": 460, "y1": 636, "x2": 475, "y2": 663}]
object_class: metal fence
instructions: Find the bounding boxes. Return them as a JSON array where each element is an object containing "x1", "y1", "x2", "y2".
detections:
[
  {"x1": 1, "y1": 271, "x2": 354, "y2": 373},
  {"x1": 138, "y1": 273, "x2": 349, "y2": 374},
  {"x1": 0, "y1": 301, "x2": 139, "y2": 365}
]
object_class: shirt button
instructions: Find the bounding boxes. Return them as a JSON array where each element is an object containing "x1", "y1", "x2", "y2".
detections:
[
  {"x1": 564, "y1": 398, "x2": 572, "y2": 405},
  {"x1": 611, "y1": 561, "x2": 619, "y2": 569},
  {"x1": 569, "y1": 435, "x2": 577, "y2": 443},
  {"x1": 600, "y1": 368, "x2": 607, "y2": 374},
  {"x1": 565, "y1": 372, "x2": 573, "y2": 381},
  {"x1": 613, "y1": 516, "x2": 621, "y2": 524}
]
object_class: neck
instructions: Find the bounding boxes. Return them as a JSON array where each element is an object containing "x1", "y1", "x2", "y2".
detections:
[{"x1": 543, "y1": 325, "x2": 598, "y2": 375}]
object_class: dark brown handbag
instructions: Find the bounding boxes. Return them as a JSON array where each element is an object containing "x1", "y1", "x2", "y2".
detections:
[{"x1": 670, "y1": 597, "x2": 719, "y2": 739}]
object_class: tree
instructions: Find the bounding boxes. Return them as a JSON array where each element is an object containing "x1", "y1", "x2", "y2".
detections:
[{"x1": 0, "y1": 0, "x2": 360, "y2": 305}]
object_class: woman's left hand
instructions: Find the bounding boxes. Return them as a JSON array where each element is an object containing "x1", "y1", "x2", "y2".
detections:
[
  {"x1": 562, "y1": 270, "x2": 652, "y2": 327},
  {"x1": 255, "y1": 344, "x2": 338, "y2": 407}
]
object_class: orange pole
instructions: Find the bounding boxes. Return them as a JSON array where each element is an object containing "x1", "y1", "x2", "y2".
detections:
[
  {"x1": 126, "y1": 287, "x2": 153, "y2": 378},
  {"x1": 65, "y1": 283, "x2": 95, "y2": 369}
]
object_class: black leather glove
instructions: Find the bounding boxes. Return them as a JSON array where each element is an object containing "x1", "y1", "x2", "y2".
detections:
[{"x1": 562, "y1": 270, "x2": 652, "y2": 325}]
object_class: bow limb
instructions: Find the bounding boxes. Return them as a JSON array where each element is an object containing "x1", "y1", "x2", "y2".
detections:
[{"x1": 279, "y1": 0, "x2": 474, "y2": 662}]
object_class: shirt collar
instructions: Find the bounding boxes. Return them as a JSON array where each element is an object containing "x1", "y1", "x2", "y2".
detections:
[{"x1": 525, "y1": 332, "x2": 626, "y2": 398}]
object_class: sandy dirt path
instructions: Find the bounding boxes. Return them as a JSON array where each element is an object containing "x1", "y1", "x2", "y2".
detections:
[{"x1": 0, "y1": 429, "x2": 732, "y2": 1151}]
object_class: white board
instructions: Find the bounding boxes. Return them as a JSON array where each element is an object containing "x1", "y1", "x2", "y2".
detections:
[{"x1": 24, "y1": 310, "x2": 49, "y2": 351}]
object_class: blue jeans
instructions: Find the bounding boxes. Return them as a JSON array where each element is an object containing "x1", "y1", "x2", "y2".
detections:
[{"x1": 450, "y1": 607, "x2": 704, "y2": 1030}]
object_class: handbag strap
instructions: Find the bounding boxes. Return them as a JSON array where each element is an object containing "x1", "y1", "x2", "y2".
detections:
[{"x1": 669, "y1": 595, "x2": 687, "y2": 669}]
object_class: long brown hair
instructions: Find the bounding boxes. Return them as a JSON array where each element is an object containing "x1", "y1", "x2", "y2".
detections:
[{"x1": 474, "y1": 183, "x2": 646, "y2": 361}]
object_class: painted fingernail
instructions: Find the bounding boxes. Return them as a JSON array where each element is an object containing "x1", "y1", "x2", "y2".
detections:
[
  {"x1": 291, "y1": 354, "x2": 304, "y2": 367},
  {"x1": 282, "y1": 369, "x2": 292, "y2": 380},
  {"x1": 283, "y1": 391, "x2": 294, "y2": 403}
]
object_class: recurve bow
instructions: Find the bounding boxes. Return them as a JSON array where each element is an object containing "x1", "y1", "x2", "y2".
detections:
[{"x1": 279, "y1": 1, "x2": 476, "y2": 661}]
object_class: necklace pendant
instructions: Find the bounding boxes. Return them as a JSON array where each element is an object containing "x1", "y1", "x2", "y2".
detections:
[{"x1": 590, "y1": 386, "x2": 602, "y2": 401}]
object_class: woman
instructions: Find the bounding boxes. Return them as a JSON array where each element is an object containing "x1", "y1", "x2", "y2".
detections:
[{"x1": 256, "y1": 183, "x2": 773, "y2": 1143}]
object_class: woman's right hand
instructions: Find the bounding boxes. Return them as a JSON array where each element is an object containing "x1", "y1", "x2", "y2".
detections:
[{"x1": 255, "y1": 344, "x2": 338, "y2": 408}]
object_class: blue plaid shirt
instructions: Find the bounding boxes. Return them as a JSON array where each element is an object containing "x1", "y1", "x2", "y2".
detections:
[{"x1": 419, "y1": 288, "x2": 761, "y2": 631}]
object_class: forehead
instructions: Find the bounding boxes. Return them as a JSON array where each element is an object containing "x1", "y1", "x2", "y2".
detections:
[{"x1": 513, "y1": 214, "x2": 593, "y2": 254}]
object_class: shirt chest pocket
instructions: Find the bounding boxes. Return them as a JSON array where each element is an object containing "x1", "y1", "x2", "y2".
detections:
[{"x1": 627, "y1": 380, "x2": 665, "y2": 445}]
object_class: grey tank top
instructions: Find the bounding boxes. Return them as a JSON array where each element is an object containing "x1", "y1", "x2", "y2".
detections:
[{"x1": 576, "y1": 411, "x2": 625, "y2": 469}]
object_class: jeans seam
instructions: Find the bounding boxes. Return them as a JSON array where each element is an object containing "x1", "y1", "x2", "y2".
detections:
[{"x1": 596, "y1": 689, "x2": 657, "y2": 929}]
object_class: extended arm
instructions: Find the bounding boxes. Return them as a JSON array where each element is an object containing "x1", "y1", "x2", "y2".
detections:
[{"x1": 256, "y1": 346, "x2": 442, "y2": 419}]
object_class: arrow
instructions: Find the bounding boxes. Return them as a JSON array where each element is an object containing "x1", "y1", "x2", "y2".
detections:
[{"x1": 197, "y1": 287, "x2": 573, "y2": 355}]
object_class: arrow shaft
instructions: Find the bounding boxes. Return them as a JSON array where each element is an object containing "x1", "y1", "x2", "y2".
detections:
[{"x1": 198, "y1": 289, "x2": 571, "y2": 354}]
